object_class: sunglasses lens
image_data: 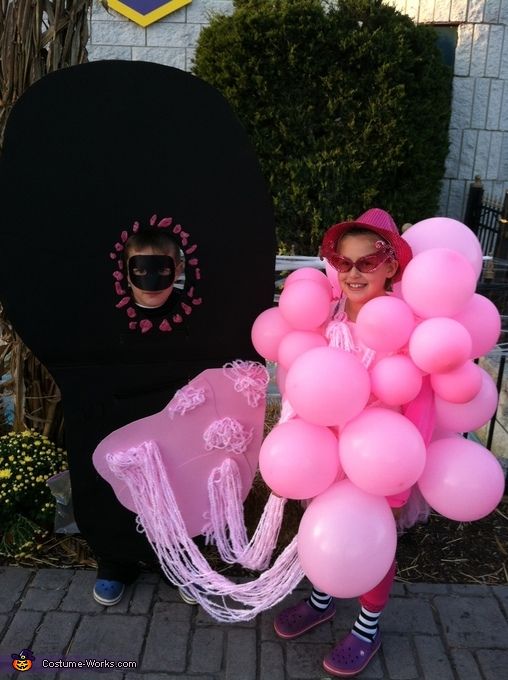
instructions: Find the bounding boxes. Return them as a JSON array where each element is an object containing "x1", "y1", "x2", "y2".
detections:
[{"x1": 356, "y1": 254, "x2": 385, "y2": 272}]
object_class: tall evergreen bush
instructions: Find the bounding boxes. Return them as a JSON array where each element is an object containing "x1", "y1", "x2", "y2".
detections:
[{"x1": 193, "y1": 0, "x2": 452, "y2": 253}]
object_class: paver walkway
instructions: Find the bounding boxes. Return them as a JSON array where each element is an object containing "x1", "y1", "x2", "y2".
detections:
[{"x1": 1, "y1": 567, "x2": 507, "y2": 679}]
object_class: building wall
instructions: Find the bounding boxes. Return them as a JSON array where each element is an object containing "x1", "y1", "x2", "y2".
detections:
[{"x1": 88, "y1": 0, "x2": 508, "y2": 221}]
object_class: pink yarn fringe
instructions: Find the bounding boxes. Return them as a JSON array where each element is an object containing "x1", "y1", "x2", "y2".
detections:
[
  {"x1": 203, "y1": 418, "x2": 254, "y2": 455},
  {"x1": 106, "y1": 442, "x2": 303, "y2": 622},
  {"x1": 205, "y1": 458, "x2": 286, "y2": 570},
  {"x1": 223, "y1": 361, "x2": 269, "y2": 408}
]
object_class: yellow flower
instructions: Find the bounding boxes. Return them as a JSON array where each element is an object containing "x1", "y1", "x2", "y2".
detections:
[{"x1": 0, "y1": 469, "x2": 11, "y2": 479}]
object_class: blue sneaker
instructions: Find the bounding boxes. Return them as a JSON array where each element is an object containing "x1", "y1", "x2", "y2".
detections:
[{"x1": 93, "y1": 579, "x2": 125, "y2": 606}]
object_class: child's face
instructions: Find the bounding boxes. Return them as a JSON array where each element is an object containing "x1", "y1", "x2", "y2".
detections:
[
  {"x1": 337, "y1": 234, "x2": 398, "y2": 307},
  {"x1": 127, "y1": 246, "x2": 183, "y2": 308}
]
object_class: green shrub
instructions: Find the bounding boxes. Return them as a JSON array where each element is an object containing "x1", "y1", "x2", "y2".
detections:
[
  {"x1": 0, "y1": 430, "x2": 67, "y2": 528},
  {"x1": 193, "y1": 0, "x2": 452, "y2": 253}
]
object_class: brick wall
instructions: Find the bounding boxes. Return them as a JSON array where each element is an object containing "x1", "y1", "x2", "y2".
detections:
[{"x1": 88, "y1": 0, "x2": 508, "y2": 222}]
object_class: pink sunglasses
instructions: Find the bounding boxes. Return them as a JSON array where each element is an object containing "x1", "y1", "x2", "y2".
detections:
[{"x1": 323, "y1": 242, "x2": 395, "y2": 274}]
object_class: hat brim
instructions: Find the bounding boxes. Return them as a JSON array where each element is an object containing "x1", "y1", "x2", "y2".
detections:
[{"x1": 321, "y1": 220, "x2": 413, "y2": 282}]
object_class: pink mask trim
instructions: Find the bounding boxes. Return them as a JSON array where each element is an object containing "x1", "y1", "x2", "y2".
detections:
[{"x1": 110, "y1": 214, "x2": 203, "y2": 334}]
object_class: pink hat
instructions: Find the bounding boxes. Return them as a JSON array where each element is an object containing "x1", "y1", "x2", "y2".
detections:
[{"x1": 320, "y1": 208, "x2": 413, "y2": 281}]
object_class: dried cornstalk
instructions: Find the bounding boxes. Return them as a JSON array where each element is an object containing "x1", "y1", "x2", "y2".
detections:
[{"x1": 0, "y1": 0, "x2": 92, "y2": 439}]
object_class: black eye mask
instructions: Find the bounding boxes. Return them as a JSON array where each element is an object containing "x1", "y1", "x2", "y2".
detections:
[{"x1": 128, "y1": 255, "x2": 176, "y2": 291}]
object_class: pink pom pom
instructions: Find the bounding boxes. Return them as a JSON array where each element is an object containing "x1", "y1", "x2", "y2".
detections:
[
  {"x1": 189, "y1": 258, "x2": 198, "y2": 266},
  {"x1": 113, "y1": 271, "x2": 124, "y2": 281},
  {"x1": 129, "y1": 321, "x2": 137, "y2": 330},
  {"x1": 115, "y1": 282, "x2": 126, "y2": 295},
  {"x1": 110, "y1": 252, "x2": 117, "y2": 260},
  {"x1": 140, "y1": 319, "x2": 153, "y2": 333},
  {"x1": 173, "y1": 224, "x2": 182, "y2": 234},
  {"x1": 150, "y1": 214, "x2": 157, "y2": 226},
  {"x1": 158, "y1": 217, "x2": 172, "y2": 227},
  {"x1": 118, "y1": 260, "x2": 124, "y2": 270},
  {"x1": 195, "y1": 269, "x2": 201, "y2": 280},
  {"x1": 116, "y1": 297, "x2": 130, "y2": 308},
  {"x1": 186, "y1": 244, "x2": 198, "y2": 254},
  {"x1": 127, "y1": 307, "x2": 137, "y2": 318},
  {"x1": 159, "y1": 319, "x2": 172, "y2": 332},
  {"x1": 192, "y1": 297, "x2": 202, "y2": 305},
  {"x1": 120, "y1": 231, "x2": 128, "y2": 242},
  {"x1": 114, "y1": 242, "x2": 124, "y2": 252},
  {"x1": 173, "y1": 314, "x2": 183, "y2": 323},
  {"x1": 182, "y1": 303, "x2": 192, "y2": 315},
  {"x1": 132, "y1": 221, "x2": 140, "y2": 233}
]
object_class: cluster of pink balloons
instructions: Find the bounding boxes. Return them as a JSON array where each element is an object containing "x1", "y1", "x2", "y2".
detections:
[{"x1": 251, "y1": 218, "x2": 504, "y2": 598}]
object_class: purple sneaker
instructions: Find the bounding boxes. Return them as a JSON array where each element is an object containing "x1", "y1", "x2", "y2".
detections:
[
  {"x1": 274, "y1": 599, "x2": 336, "y2": 639},
  {"x1": 323, "y1": 630, "x2": 381, "y2": 677}
]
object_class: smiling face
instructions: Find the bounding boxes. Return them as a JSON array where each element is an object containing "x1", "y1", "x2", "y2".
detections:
[
  {"x1": 337, "y1": 233, "x2": 399, "y2": 316},
  {"x1": 127, "y1": 246, "x2": 184, "y2": 308}
]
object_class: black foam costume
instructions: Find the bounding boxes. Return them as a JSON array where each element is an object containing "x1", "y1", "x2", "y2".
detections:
[{"x1": 0, "y1": 62, "x2": 276, "y2": 579}]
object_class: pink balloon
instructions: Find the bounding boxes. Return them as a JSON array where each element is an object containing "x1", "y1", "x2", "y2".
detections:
[
  {"x1": 259, "y1": 418, "x2": 339, "y2": 499},
  {"x1": 285, "y1": 347, "x2": 371, "y2": 426},
  {"x1": 324, "y1": 259, "x2": 342, "y2": 298},
  {"x1": 356, "y1": 296, "x2": 416, "y2": 352},
  {"x1": 297, "y1": 480, "x2": 397, "y2": 598},
  {"x1": 401, "y1": 248, "x2": 477, "y2": 318},
  {"x1": 409, "y1": 318, "x2": 472, "y2": 373},
  {"x1": 278, "y1": 330, "x2": 328, "y2": 370},
  {"x1": 370, "y1": 355, "x2": 423, "y2": 405},
  {"x1": 452, "y1": 294, "x2": 501, "y2": 358},
  {"x1": 434, "y1": 367, "x2": 499, "y2": 432},
  {"x1": 418, "y1": 438, "x2": 505, "y2": 521},
  {"x1": 402, "y1": 217, "x2": 483, "y2": 279},
  {"x1": 430, "y1": 361, "x2": 482, "y2": 403},
  {"x1": 251, "y1": 307, "x2": 292, "y2": 362},
  {"x1": 285, "y1": 267, "x2": 332, "y2": 294},
  {"x1": 339, "y1": 408, "x2": 426, "y2": 496},
  {"x1": 279, "y1": 279, "x2": 331, "y2": 330}
]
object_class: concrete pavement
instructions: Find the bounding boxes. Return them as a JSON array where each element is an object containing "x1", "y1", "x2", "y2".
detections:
[{"x1": 0, "y1": 566, "x2": 507, "y2": 679}]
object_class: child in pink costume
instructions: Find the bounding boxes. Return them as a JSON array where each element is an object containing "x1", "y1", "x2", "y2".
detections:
[{"x1": 274, "y1": 208, "x2": 417, "y2": 678}]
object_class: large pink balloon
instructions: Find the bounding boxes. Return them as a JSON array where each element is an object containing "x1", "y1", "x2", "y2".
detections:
[
  {"x1": 434, "y1": 367, "x2": 499, "y2": 432},
  {"x1": 259, "y1": 418, "x2": 339, "y2": 499},
  {"x1": 402, "y1": 217, "x2": 483, "y2": 279},
  {"x1": 339, "y1": 408, "x2": 426, "y2": 496},
  {"x1": 279, "y1": 279, "x2": 331, "y2": 330},
  {"x1": 418, "y1": 438, "x2": 505, "y2": 521},
  {"x1": 278, "y1": 330, "x2": 328, "y2": 370},
  {"x1": 356, "y1": 296, "x2": 416, "y2": 352},
  {"x1": 401, "y1": 248, "x2": 477, "y2": 318},
  {"x1": 285, "y1": 267, "x2": 332, "y2": 293},
  {"x1": 452, "y1": 294, "x2": 501, "y2": 358},
  {"x1": 430, "y1": 361, "x2": 482, "y2": 403},
  {"x1": 297, "y1": 480, "x2": 397, "y2": 598},
  {"x1": 251, "y1": 307, "x2": 292, "y2": 362},
  {"x1": 370, "y1": 355, "x2": 423, "y2": 405},
  {"x1": 285, "y1": 346, "x2": 371, "y2": 426},
  {"x1": 409, "y1": 318, "x2": 472, "y2": 373}
]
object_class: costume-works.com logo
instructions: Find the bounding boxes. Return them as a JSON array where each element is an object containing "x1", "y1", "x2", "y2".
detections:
[{"x1": 11, "y1": 649, "x2": 34, "y2": 671}]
